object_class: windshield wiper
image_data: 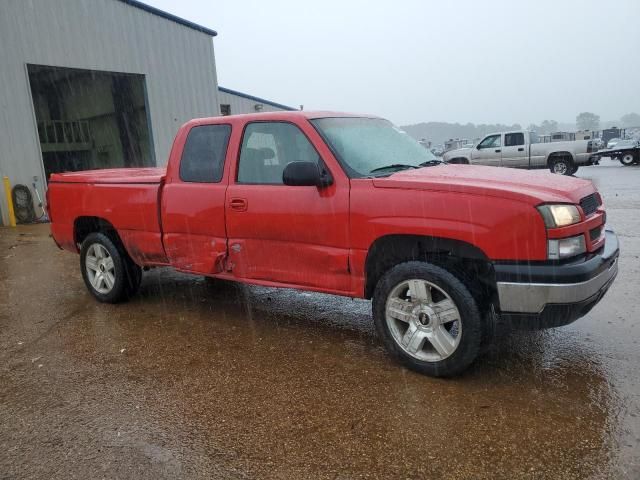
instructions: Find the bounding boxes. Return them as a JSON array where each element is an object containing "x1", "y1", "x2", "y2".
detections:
[
  {"x1": 369, "y1": 164, "x2": 419, "y2": 174},
  {"x1": 418, "y1": 159, "x2": 445, "y2": 166}
]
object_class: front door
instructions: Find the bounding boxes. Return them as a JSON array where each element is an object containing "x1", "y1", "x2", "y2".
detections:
[
  {"x1": 225, "y1": 121, "x2": 351, "y2": 293},
  {"x1": 501, "y1": 132, "x2": 528, "y2": 168},
  {"x1": 470, "y1": 134, "x2": 502, "y2": 166}
]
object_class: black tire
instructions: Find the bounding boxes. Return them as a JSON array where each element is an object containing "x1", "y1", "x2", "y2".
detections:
[
  {"x1": 372, "y1": 261, "x2": 482, "y2": 377},
  {"x1": 620, "y1": 152, "x2": 636, "y2": 166},
  {"x1": 549, "y1": 156, "x2": 573, "y2": 175},
  {"x1": 12, "y1": 185, "x2": 36, "y2": 223},
  {"x1": 448, "y1": 157, "x2": 469, "y2": 165},
  {"x1": 571, "y1": 165, "x2": 579, "y2": 175},
  {"x1": 80, "y1": 232, "x2": 142, "y2": 303}
]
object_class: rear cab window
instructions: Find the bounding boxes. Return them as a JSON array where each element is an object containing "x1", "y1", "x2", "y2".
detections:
[
  {"x1": 180, "y1": 124, "x2": 231, "y2": 183},
  {"x1": 504, "y1": 132, "x2": 525, "y2": 147}
]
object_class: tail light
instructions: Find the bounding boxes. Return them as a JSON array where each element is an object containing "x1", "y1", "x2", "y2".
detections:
[{"x1": 587, "y1": 140, "x2": 594, "y2": 153}]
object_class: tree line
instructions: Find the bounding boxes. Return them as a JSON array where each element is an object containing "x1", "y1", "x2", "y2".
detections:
[{"x1": 402, "y1": 113, "x2": 640, "y2": 145}]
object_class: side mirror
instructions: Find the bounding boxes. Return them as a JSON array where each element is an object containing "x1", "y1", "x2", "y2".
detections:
[{"x1": 283, "y1": 162, "x2": 332, "y2": 187}]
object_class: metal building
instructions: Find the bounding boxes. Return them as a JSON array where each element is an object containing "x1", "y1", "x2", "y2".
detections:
[
  {"x1": 218, "y1": 87, "x2": 296, "y2": 116},
  {"x1": 0, "y1": 0, "x2": 220, "y2": 225}
]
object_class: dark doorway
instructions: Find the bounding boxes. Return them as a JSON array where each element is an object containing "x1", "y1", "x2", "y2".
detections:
[{"x1": 27, "y1": 65, "x2": 154, "y2": 180}]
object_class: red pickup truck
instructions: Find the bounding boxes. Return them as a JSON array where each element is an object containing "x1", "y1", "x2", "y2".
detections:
[{"x1": 48, "y1": 111, "x2": 619, "y2": 377}]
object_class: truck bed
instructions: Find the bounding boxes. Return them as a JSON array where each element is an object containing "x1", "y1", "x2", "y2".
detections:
[
  {"x1": 49, "y1": 167, "x2": 166, "y2": 184},
  {"x1": 48, "y1": 167, "x2": 168, "y2": 266}
]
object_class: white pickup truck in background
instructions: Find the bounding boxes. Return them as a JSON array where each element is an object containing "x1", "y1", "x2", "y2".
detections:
[{"x1": 442, "y1": 131, "x2": 598, "y2": 175}]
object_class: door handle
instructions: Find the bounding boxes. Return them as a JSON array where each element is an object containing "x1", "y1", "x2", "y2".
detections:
[
  {"x1": 229, "y1": 198, "x2": 248, "y2": 211},
  {"x1": 495, "y1": 149, "x2": 501, "y2": 153},
  {"x1": 518, "y1": 147, "x2": 524, "y2": 151}
]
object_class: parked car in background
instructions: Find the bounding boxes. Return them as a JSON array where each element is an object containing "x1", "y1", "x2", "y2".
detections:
[
  {"x1": 47, "y1": 111, "x2": 618, "y2": 377},
  {"x1": 443, "y1": 130, "x2": 598, "y2": 175},
  {"x1": 597, "y1": 139, "x2": 640, "y2": 166}
]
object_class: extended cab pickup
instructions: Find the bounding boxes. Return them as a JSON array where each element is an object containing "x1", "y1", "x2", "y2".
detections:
[
  {"x1": 443, "y1": 130, "x2": 598, "y2": 175},
  {"x1": 48, "y1": 112, "x2": 619, "y2": 377}
]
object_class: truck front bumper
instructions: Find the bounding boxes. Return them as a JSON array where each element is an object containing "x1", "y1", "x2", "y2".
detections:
[{"x1": 494, "y1": 230, "x2": 619, "y2": 329}]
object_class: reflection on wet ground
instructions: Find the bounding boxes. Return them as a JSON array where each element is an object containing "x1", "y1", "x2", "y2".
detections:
[{"x1": 0, "y1": 163, "x2": 639, "y2": 478}]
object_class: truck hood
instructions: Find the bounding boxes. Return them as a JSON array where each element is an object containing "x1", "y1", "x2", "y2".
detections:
[{"x1": 371, "y1": 164, "x2": 595, "y2": 204}]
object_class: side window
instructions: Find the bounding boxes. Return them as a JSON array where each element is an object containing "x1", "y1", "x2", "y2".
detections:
[
  {"x1": 478, "y1": 134, "x2": 501, "y2": 149},
  {"x1": 505, "y1": 132, "x2": 524, "y2": 147},
  {"x1": 180, "y1": 125, "x2": 231, "y2": 183},
  {"x1": 237, "y1": 122, "x2": 320, "y2": 184}
]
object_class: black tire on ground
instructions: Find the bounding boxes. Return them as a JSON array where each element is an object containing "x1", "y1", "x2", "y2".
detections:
[
  {"x1": 80, "y1": 232, "x2": 142, "y2": 303},
  {"x1": 12, "y1": 185, "x2": 36, "y2": 223},
  {"x1": 571, "y1": 164, "x2": 579, "y2": 175},
  {"x1": 620, "y1": 152, "x2": 636, "y2": 166},
  {"x1": 372, "y1": 261, "x2": 482, "y2": 377},
  {"x1": 448, "y1": 158, "x2": 469, "y2": 165},
  {"x1": 549, "y1": 156, "x2": 574, "y2": 175}
]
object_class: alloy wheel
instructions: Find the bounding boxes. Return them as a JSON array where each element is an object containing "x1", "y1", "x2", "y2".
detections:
[
  {"x1": 553, "y1": 161, "x2": 568, "y2": 175},
  {"x1": 385, "y1": 279, "x2": 462, "y2": 362},
  {"x1": 85, "y1": 243, "x2": 116, "y2": 294}
]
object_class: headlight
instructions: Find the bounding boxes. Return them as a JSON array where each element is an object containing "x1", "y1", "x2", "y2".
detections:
[
  {"x1": 537, "y1": 204, "x2": 581, "y2": 228},
  {"x1": 548, "y1": 235, "x2": 586, "y2": 260}
]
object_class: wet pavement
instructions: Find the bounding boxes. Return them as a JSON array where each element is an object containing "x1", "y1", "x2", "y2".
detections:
[{"x1": 1, "y1": 161, "x2": 639, "y2": 479}]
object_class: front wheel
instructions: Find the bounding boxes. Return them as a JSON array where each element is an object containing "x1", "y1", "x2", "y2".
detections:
[
  {"x1": 80, "y1": 232, "x2": 142, "y2": 303},
  {"x1": 549, "y1": 157, "x2": 573, "y2": 175},
  {"x1": 372, "y1": 261, "x2": 482, "y2": 377},
  {"x1": 620, "y1": 152, "x2": 636, "y2": 166}
]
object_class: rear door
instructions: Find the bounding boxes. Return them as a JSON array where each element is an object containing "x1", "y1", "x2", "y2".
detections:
[
  {"x1": 161, "y1": 123, "x2": 232, "y2": 273},
  {"x1": 470, "y1": 134, "x2": 502, "y2": 166},
  {"x1": 501, "y1": 132, "x2": 528, "y2": 168},
  {"x1": 224, "y1": 120, "x2": 351, "y2": 292}
]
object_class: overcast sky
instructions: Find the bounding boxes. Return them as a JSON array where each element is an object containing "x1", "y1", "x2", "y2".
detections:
[{"x1": 147, "y1": 0, "x2": 640, "y2": 126}]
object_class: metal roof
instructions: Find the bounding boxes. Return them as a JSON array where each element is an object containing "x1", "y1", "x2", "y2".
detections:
[
  {"x1": 218, "y1": 86, "x2": 297, "y2": 111},
  {"x1": 117, "y1": 0, "x2": 218, "y2": 37}
]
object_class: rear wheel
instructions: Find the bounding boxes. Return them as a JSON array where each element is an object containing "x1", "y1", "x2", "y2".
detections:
[
  {"x1": 549, "y1": 156, "x2": 573, "y2": 175},
  {"x1": 80, "y1": 232, "x2": 142, "y2": 303},
  {"x1": 372, "y1": 261, "x2": 482, "y2": 377},
  {"x1": 620, "y1": 152, "x2": 636, "y2": 166}
]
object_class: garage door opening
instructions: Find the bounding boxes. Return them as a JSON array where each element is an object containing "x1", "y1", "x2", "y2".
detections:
[{"x1": 27, "y1": 64, "x2": 155, "y2": 180}]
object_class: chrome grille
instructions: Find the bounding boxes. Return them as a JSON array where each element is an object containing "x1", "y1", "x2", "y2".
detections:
[{"x1": 580, "y1": 193, "x2": 600, "y2": 216}]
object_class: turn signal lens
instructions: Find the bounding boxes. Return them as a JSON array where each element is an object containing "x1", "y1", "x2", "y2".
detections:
[
  {"x1": 537, "y1": 204, "x2": 581, "y2": 228},
  {"x1": 548, "y1": 235, "x2": 586, "y2": 260}
]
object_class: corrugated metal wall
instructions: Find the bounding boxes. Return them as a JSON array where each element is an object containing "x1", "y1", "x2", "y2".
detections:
[
  {"x1": 218, "y1": 90, "x2": 290, "y2": 115},
  {"x1": 0, "y1": 0, "x2": 219, "y2": 225}
]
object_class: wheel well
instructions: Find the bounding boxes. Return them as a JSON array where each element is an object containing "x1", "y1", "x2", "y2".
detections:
[
  {"x1": 364, "y1": 235, "x2": 497, "y2": 309},
  {"x1": 74, "y1": 216, "x2": 121, "y2": 249},
  {"x1": 447, "y1": 157, "x2": 469, "y2": 164},
  {"x1": 547, "y1": 152, "x2": 574, "y2": 166}
]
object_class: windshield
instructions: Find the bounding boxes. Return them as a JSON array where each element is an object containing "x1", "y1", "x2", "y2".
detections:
[{"x1": 311, "y1": 117, "x2": 439, "y2": 177}]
